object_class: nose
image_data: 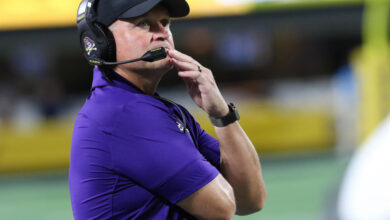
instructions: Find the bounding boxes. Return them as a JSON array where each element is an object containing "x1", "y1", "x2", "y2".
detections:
[{"x1": 152, "y1": 23, "x2": 169, "y2": 41}]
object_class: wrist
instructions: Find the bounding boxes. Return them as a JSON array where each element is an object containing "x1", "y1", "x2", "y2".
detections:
[
  {"x1": 209, "y1": 105, "x2": 230, "y2": 118},
  {"x1": 209, "y1": 103, "x2": 240, "y2": 127}
]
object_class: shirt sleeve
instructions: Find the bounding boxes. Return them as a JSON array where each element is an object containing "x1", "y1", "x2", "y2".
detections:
[
  {"x1": 177, "y1": 105, "x2": 221, "y2": 171},
  {"x1": 109, "y1": 100, "x2": 219, "y2": 204},
  {"x1": 194, "y1": 120, "x2": 221, "y2": 170}
]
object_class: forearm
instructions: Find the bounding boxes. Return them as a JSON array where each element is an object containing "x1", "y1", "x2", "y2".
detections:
[
  {"x1": 215, "y1": 121, "x2": 267, "y2": 215},
  {"x1": 168, "y1": 49, "x2": 266, "y2": 215}
]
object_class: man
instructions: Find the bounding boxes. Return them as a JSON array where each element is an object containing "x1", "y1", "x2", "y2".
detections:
[
  {"x1": 69, "y1": 0, "x2": 266, "y2": 219},
  {"x1": 338, "y1": 115, "x2": 390, "y2": 220}
]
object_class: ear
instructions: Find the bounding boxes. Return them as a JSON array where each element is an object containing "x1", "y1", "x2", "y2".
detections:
[{"x1": 93, "y1": 22, "x2": 116, "y2": 62}]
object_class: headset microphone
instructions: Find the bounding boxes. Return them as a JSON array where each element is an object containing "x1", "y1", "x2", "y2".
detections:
[{"x1": 94, "y1": 47, "x2": 167, "y2": 66}]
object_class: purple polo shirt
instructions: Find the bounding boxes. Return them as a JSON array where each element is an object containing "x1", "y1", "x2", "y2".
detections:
[{"x1": 69, "y1": 68, "x2": 221, "y2": 220}]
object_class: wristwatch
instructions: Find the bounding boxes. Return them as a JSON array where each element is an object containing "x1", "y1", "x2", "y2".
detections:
[{"x1": 209, "y1": 103, "x2": 240, "y2": 127}]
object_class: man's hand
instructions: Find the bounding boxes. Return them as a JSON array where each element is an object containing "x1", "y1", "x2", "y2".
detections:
[
  {"x1": 168, "y1": 49, "x2": 229, "y2": 117},
  {"x1": 169, "y1": 49, "x2": 267, "y2": 215}
]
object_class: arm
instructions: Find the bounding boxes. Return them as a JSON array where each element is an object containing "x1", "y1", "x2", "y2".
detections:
[
  {"x1": 177, "y1": 174, "x2": 236, "y2": 220},
  {"x1": 216, "y1": 122, "x2": 266, "y2": 215},
  {"x1": 168, "y1": 49, "x2": 267, "y2": 215}
]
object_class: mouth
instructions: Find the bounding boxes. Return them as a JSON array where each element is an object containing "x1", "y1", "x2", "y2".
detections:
[
  {"x1": 152, "y1": 46, "x2": 170, "y2": 52},
  {"x1": 157, "y1": 47, "x2": 170, "y2": 60}
]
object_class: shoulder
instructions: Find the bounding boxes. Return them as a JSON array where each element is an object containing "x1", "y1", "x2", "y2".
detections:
[
  {"x1": 78, "y1": 86, "x2": 169, "y2": 130},
  {"x1": 169, "y1": 102, "x2": 195, "y2": 123},
  {"x1": 116, "y1": 97, "x2": 175, "y2": 134},
  {"x1": 175, "y1": 103, "x2": 200, "y2": 132}
]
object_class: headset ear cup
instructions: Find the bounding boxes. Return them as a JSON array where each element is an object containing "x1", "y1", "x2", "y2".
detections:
[{"x1": 93, "y1": 22, "x2": 116, "y2": 62}]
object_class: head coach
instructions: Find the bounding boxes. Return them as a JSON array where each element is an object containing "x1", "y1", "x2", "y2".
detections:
[{"x1": 69, "y1": 0, "x2": 267, "y2": 219}]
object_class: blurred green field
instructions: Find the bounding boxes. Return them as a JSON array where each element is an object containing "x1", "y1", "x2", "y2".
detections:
[{"x1": 0, "y1": 153, "x2": 349, "y2": 220}]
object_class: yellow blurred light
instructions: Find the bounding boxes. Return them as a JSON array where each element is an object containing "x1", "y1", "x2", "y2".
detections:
[
  {"x1": 0, "y1": 0, "x2": 364, "y2": 31},
  {"x1": 186, "y1": 0, "x2": 253, "y2": 17},
  {"x1": 0, "y1": 0, "x2": 79, "y2": 30},
  {"x1": 0, "y1": 0, "x2": 252, "y2": 31}
]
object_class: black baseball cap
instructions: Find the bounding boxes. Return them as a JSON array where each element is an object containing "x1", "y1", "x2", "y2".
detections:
[{"x1": 96, "y1": 0, "x2": 190, "y2": 27}]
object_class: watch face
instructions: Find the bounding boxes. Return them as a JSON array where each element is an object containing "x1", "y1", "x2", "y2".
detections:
[{"x1": 229, "y1": 103, "x2": 240, "y2": 120}]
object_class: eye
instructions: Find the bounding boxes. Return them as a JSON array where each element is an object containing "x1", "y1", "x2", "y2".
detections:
[
  {"x1": 160, "y1": 19, "x2": 170, "y2": 27},
  {"x1": 138, "y1": 21, "x2": 150, "y2": 28}
]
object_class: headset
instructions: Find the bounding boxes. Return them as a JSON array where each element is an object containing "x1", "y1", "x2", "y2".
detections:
[
  {"x1": 77, "y1": 0, "x2": 116, "y2": 66},
  {"x1": 76, "y1": 0, "x2": 167, "y2": 66}
]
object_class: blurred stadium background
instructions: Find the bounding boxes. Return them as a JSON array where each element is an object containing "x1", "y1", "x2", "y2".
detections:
[{"x1": 1, "y1": 0, "x2": 389, "y2": 219}]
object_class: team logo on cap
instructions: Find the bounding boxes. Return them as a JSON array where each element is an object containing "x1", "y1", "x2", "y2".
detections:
[{"x1": 83, "y1": 37, "x2": 97, "y2": 56}]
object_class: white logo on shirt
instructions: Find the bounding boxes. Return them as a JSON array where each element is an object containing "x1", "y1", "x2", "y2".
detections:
[{"x1": 176, "y1": 121, "x2": 185, "y2": 133}]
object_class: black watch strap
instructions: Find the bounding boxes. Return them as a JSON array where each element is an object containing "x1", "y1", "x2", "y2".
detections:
[{"x1": 209, "y1": 103, "x2": 240, "y2": 127}]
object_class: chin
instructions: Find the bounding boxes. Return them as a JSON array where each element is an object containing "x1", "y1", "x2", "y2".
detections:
[
  {"x1": 132, "y1": 59, "x2": 171, "y2": 76},
  {"x1": 152, "y1": 58, "x2": 173, "y2": 71}
]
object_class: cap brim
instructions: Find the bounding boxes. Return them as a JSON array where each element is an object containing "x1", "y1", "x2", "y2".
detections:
[{"x1": 118, "y1": 0, "x2": 189, "y2": 19}]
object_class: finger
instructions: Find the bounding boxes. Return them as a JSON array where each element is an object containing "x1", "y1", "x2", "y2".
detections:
[
  {"x1": 169, "y1": 50, "x2": 199, "y2": 65},
  {"x1": 182, "y1": 77, "x2": 193, "y2": 85},
  {"x1": 171, "y1": 58, "x2": 199, "y2": 71},
  {"x1": 182, "y1": 77, "x2": 197, "y2": 89},
  {"x1": 178, "y1": 71, "x2": 201, "y2": 80}
]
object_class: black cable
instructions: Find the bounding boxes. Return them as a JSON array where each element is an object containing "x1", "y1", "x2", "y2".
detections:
[
  {"x1": 101, "y1": 47, "x2": 167, "y2": 66},
  {"x1": 102, "y1": 58, "x2": 142, "y2": 65}
]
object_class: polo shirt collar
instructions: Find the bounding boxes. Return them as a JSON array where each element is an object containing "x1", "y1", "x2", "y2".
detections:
[
  {"x1": 91, "y1": 67, "x2": 152, "y2": 95},
  {"x1": 91, "y1": 68, "x2": 190, "y2": 134}
]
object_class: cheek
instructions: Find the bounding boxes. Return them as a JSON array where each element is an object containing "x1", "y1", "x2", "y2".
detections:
[{"x1": 115, "y1": 31, "x2": 149, "y2": 58}]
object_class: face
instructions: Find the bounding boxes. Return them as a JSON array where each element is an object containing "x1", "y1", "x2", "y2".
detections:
[{"x1": 109, "y1": 4, "x2": 174, "y2": 75}]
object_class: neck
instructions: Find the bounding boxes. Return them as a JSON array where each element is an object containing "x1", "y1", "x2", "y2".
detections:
[{"x1": 113, "y1": 66, "x2": 164, "y2": 95}]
